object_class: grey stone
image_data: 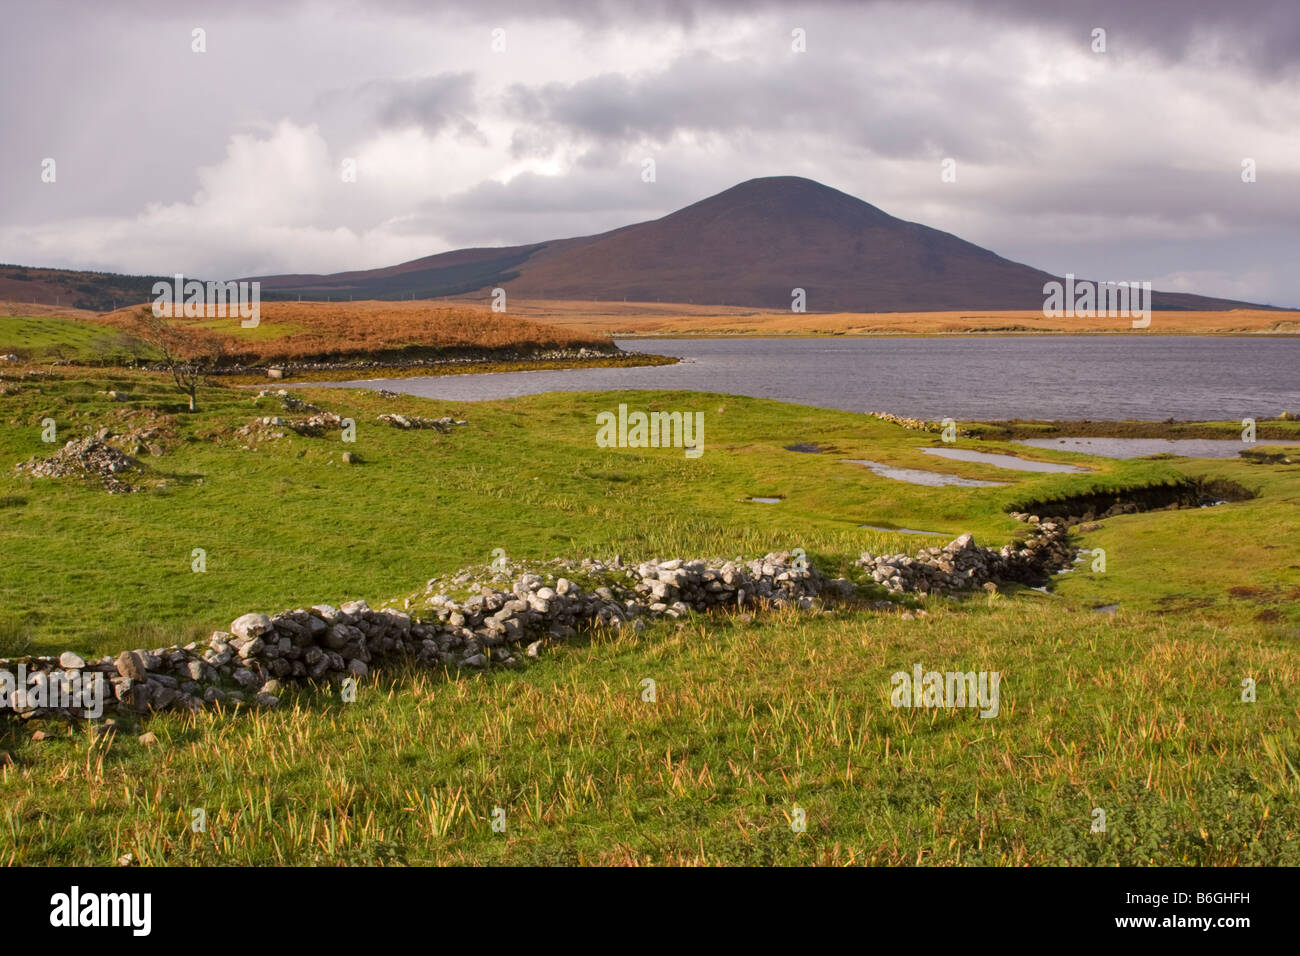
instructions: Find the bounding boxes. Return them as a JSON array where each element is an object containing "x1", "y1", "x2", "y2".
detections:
[
  {"x1": 324, "y1": 625, "x2": 352, "y2": 650},
  {"x1": 234, "y1": 636, "x2": 264, "y2": 659},
  {"x1": 232, "y1": 668, "x2": 262, "y2": 690},
  {"x1": 230, "y1": 613, "x2": 273, "y2": 641},
  {"x1": 115, "y1": 651, "x2": 148, "y2": 681}
]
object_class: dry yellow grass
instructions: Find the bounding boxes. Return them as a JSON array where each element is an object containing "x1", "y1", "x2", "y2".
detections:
[
  {"x1": 0, "y1": 300, "x2": 99, "y2": 320},
  {"x1": 445, "y1": 297, "x2": 1300, "y2": 337},
  {"x1": 92, "y1": 299, "x2": 611, "y2": 363},
  {"x1": 12, "y1": 295, "x2": 1295, "y2": 349}
]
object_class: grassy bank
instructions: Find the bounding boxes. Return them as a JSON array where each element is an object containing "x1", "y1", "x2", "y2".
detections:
[
  {"x1": 220, "y1": 351, "x2": 679, "y2": 386},
  {"x1": 2, "y1": 601, "x2": 1296, "y2": 865},
  {"x1": 2, "y1": 301, "x2": 619, "y2": 368},
  {"x1": 8, "y1": 367, "x2": 1286, "y2": 655},
  {"x1": 2, "y1": 364, "x2": 1298, "y2": 864}
]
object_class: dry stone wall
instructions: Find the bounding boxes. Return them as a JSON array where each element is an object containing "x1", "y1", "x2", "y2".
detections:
[
  {"x1": 1, "y1": 521, "x2": 1073, "y2": 722},
  {"x1": 856, "y1": 518, "x2": 1073, "y2": 594}
]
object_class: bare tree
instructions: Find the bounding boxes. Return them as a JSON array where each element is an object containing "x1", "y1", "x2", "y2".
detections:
[{"x1": 129, "y1": 308, "x2": 224, "y2": 412}]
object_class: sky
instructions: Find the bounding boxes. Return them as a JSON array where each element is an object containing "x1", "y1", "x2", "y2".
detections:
[{"x1": 1, "y1": 0, "x2": 1297, "y2": 306}]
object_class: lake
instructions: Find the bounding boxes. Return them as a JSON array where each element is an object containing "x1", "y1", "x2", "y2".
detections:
[
  {"x1": 1014, "y1": 437, "x2": 1251, "y2": 458},
  {"x1": 323, "y1": 336, "x2": 1300, "y2": 421}
]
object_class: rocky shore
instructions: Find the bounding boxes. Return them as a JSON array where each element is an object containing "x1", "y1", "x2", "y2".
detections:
[
  {"x1": 869, "y1": 411, "x2": 971, "y2": 438},
  {"x1": 204, "y1": 345, "x2": 624, "y2": 379}
]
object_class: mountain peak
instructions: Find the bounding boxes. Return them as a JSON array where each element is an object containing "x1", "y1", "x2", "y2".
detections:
[
  {"x1": 676, "y1": 176, "x2": 894, "y2": 227},
  {"x1": 725, "y1": 175, "x2": 836, "y2": 194},
  {"x1": 251, "y1": 177, "x2": 1264, "y2": 313}
]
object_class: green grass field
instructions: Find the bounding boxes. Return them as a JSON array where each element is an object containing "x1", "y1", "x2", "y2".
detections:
[
  {"x1": 1, "y1": 367, "x2": 1297, "y2": 864},
  {"x1": 0, "y1": 315, "x2": 144, "y2": 364}
]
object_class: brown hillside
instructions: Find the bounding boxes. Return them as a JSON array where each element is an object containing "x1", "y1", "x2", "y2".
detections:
[
  {"x1": 94, "y1": 300, "x2": 611, "y2": 365},
  {"x1": 251, "y1": 177, "x2": 1280, "y2": 313}
]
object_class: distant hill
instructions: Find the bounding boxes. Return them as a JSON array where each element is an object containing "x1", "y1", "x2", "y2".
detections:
[
  {"x1": 4, "y1": 177, "x2": 1279, "y2": 313},
  {"x1": 0, "y1": 263, "x2": 175, "y2": 313},
  {"x1": 249, "y1": 176, "x2": 1274, "y2": 312}
]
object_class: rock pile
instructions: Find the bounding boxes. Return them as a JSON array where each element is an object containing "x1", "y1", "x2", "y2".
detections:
[
  {"x1": 235, "y1": 393, "x2": 469, "y2": 442},
  {"x1": 234, "y1": 418, "x2": 289, "y2": 442},
  {"x1": 870, "y1": 412, "x2": 969, "y2": 437},
  {"x1": 238, "y1": 391, "x2": 347, "y2": 439},
  {"x1": 377, "y1": 413, "x2": 467, "y2": 431},
  {"x1": 856, "y1": 518, "x2": 1072, "y2": 594},
  {"x1": 239, "y1": 412, "x2": 344, "y2": 439},
  {"x1": 93, "y1": 409, "x2": 177, "y2": 458},
  {"x1": 14, "y1": 436, "x2": 138, "y2": 494}
]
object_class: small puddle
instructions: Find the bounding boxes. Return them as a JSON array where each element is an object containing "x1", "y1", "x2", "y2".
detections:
[
  {"x1": 1015, "y1": 437, "x2": 1247, "y2": 459},
  {"x1": 785, "y1": 443, "x2": 826, "y2": 454},
  {"x1": 842, "y1": 459, "x2": 1007, "y2": 487},
  {"x1": 750, "y1": 497, "x2": 783, "y2": 504},
  {"x1": 860, "y1": 524, "x2": 948, "y2": 536},
  {"x1": 923, "y1": 447, "x2": 1088, "y2": 473},
  {"x1": 1092, "y1": 603, "x2": 1120, "y2": 615}
]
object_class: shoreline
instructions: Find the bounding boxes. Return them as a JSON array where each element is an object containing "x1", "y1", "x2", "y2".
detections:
[
  {"x1": 224, "y1": 350, "x2": 678, "y2": 386},
  {"x1": 602, "y1": 328, "x2": 1300, "y2": 339}
]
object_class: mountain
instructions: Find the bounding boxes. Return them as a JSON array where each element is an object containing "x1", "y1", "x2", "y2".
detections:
[
  {"x1": 0, "y1": 263, "x2": 177, "y2": 313},
  {"x1": 249, "y1": 177, "x2": 1270, "y2": 312},
  {"x1": 1, "y1": 178, "x2": 1274, "y2": 313}
]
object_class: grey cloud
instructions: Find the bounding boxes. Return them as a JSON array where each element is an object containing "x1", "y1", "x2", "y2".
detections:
[
  {"x1": 410, "y1": 164, "x2": 704, "y2": 246},
  {"x1": 367, "y1": 0, "x2": 1300, "y2": 70},
  {"x1": 973, "y1": 0, "x2": 1300, "y2": 73},
  {"x1": 370, "y1": 73, "x2": 484, "y2": 139},
  {"x1": 940, "y1": 163, "x2": 1300, "y2": 232},
  {"x1": 502, "y1": 50, "x2": 1038, "y2": 163}
]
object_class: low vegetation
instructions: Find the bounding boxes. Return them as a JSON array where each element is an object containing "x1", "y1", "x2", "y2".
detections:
[
  {"x1": 475, "y1": 298, "x2": 1300, "y2": 337},
  {"x1": 2, "y1": 603, "x2": 1296, "y2": 865},
  {"x1": 3, "y1": 301, "x2": 620, "y2": 374},
  {"x1": 1, "y1": 363, "x2": 1297, "y2": 864},
  {"x1": 0, "y1": 314, "x2": 146, "y2": 364},
  {"x1": 97, "y1": 300, "x2": 614, "y2": 366}
]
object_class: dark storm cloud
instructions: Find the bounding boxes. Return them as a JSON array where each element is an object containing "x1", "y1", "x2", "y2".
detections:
[
  {"x1": 502, "y1": 50, "x2": 1037, "y2": 163},
  {"x1": 392, "y1": 159, "x2": 712, "y2": 247},
  {"x1": 13, "y1": 0, "x2": 1300, "y2": 70},
  {"x1": 973, "y1": 0, "x2": 1300, "y2": 73},
  {"x1": 371, "y1": 0, "x2": 1300, "y2": 71},
  {"x1": 369, "y1": 73, "x2": 483, "y2": 138}
]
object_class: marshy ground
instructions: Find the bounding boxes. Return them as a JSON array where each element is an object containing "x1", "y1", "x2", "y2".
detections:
[{"x1": 1, "y1": 357, "x2": 1297, "y2": 865}]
